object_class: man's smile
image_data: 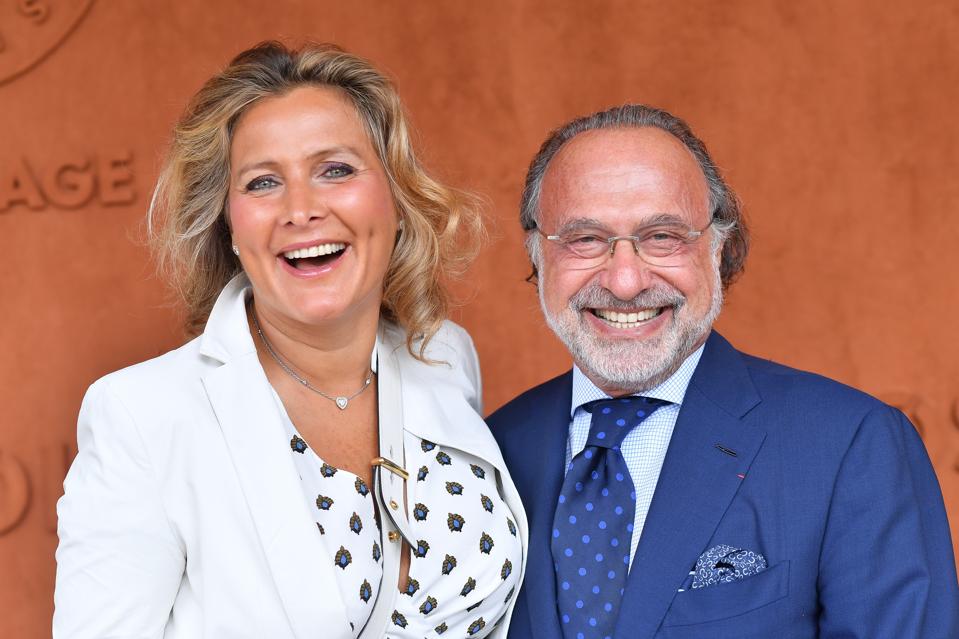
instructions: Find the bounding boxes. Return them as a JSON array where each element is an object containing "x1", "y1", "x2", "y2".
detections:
[{"x1": 589, "y1": 306, "x2": 665, "y2": 329}]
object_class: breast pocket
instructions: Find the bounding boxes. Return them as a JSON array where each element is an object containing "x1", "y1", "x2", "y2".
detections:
[{"x1": 661, "y1": 560, "x2": 790, "y2": 628}]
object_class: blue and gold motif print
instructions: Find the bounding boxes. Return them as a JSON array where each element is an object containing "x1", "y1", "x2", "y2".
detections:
[
  {"x1": 282, "y1": 412, "x2": 394, "y2": 639},
  {"x1": 441, "y1": 554, "x2": 457, "y2": 574},
  {"x1": 419, "y1": 595, "x2": 437, "y2": 615},
  {"x1": 480, "y1": 495, "x2": 494, "y2": 513},
  {"x1": 334, "y1": 546, "x2": 352, "y2": 569},
  {"x1": 403, "y1": 577, "x2": 420, "y2": 596},
  {"x1": 354, "y1": 477, "x2": 369, "y2": 496},
  {"x1": 479, "y1": 532, "x2": 494, "y2": 554},
  {"x1": 414, "y1": 539, "x2": 430, "y2": 558},
  {"x1": 290, "y1": 434, "x2": 308, "y2": 453},
  {"x1": 359, "y1": 579, "x2": 372, "y2": 603},
  {"x1": 349, "y1": 512, "x2": 363, "y2": 534},
  {"x1": 447, "y1": 513, "x2": 465, "y2": 532},
  {"x1": 467, "y1": 618, "x2": 486, "y2": 635},
  {"x1": 284, "y1": 420, "x2": 522, "y2": 639}
]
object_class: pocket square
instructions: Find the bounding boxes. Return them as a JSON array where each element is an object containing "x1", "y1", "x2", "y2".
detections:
[{"x1": 691, "y1": 544, "x2": 767, "y2": 589}]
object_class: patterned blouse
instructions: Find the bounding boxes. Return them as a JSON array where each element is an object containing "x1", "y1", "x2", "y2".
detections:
[{"x1": 273, "y1": 393, "x2": 522, "y2": 638}]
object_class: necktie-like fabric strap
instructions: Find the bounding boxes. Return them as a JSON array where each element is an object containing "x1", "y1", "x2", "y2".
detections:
[{"x1": 551, "y1": 396, "x2": 669, "y2": 639}]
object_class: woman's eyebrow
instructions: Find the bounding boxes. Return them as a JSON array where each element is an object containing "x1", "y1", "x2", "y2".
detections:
[{"x1": 233, "y1": 145, "x2": 365, "y2": 177}]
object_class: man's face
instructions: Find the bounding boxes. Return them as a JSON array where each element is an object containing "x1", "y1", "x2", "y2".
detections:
[{"x1": 534, "y1": 127, "x2": 723, "y2": 395}]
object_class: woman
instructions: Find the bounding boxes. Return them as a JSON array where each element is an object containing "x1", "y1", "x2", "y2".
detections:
[{"x1": 54, "y1": 42, "x2": 526, "y2": 639}]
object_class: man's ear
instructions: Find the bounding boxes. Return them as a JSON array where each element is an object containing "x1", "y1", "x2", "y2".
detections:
[
  {"x1": 524, "y1": 229, "x2": 541, "y2": 287},
  {"x1": 525, "y1": 265, "x2": 538, "y2": 287}
]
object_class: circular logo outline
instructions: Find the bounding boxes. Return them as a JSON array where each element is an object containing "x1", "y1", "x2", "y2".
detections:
[{"x1": 0, "y1": 0, "x2": 96, "y2": 86}]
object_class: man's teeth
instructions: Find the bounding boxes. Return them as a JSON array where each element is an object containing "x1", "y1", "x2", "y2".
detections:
[
  {"x1": 594, "y1": 308, "x2": 662, "y2": 327},
  {"x1": 283, "y1": 243, "x2": 346, "y2": 259}
]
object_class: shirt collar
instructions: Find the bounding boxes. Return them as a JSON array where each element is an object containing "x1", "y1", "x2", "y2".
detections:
[{"x1": 569, "y1": 343, "x2": 706, "y2": 418}]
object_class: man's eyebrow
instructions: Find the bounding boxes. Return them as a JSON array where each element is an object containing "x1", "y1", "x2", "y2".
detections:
[
  {"x1": 554, "y1": 213, "x2": 689, "y2": 234},
  {"x1": 636, "y1": 213, "x2": 689, "y2": 228},
  {"x1": 553, "y1": 217, "x2": 607, "y2": 233}
]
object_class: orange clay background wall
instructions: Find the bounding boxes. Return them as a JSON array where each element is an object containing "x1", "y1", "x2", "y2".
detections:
[{"x1": 2, "y1": 0, "x2": 958, "y2": 634}]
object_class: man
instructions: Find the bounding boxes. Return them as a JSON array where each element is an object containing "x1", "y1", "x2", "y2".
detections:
[{"x1": 488, "y1": 105, "x2": 959, "y2": 639}]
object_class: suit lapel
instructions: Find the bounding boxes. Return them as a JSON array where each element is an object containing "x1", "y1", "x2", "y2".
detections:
[
  {"x1": 198, "y1": 276, "x2": 351, "y2": 639},
  {"x1": 615, "y1": 332, "x2": 767, "y2": 639},
  {"x1": 505, "y1": 372, "x2": 573, "y2": 639}
]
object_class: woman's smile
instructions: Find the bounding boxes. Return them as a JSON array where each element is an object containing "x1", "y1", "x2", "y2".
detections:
[{"x1": 278, "y1": 240, "x2": 349, "y2": 276}]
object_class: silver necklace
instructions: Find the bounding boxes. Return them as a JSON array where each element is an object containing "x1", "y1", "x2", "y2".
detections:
[{"x1": 250, "y1": 308, "x2": 374, "y2": 410}]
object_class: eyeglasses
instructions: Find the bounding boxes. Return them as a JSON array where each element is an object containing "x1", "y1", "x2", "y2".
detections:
[{"x1": 537, "y1": 219, "x2": 714, "y2": 269}]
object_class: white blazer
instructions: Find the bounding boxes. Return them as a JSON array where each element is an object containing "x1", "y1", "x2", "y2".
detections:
[{"x1": 54, "y1": 276, "x2": 529, "y2": 639}]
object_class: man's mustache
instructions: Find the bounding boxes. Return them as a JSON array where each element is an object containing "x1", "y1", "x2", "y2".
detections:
[{"x1": 568, "y1": 284, "x2": 686, "y2": 311}]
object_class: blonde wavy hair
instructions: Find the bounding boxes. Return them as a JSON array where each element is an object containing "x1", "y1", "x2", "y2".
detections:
[{"x1": 148, "y1": 41, "x2": 483, "y2": 359}]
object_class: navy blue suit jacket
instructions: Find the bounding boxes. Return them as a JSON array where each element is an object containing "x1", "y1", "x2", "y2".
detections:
[{"x1": 488, "y1": 332, "x2": 959, "y2": 638}]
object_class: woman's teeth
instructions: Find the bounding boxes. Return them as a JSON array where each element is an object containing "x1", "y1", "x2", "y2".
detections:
[
  {"x1": 593, "y1": 307, "x2": 663, "y2": 328},
  {"x1": 282, "y1": 242, "x2": 346, "y2": 260}
]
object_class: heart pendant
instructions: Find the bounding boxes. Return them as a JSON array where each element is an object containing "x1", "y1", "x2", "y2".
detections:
[{"x1": 335, "y1": 397, "x2": 348, "y2": 410}]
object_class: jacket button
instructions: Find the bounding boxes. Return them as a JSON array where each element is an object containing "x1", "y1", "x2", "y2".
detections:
[
  {"x1": 389, "y1": 500, "x2": 399, "y2": 510},
  {"x1": 388, "y1": 531, "x2": 400, "y2": 542}
]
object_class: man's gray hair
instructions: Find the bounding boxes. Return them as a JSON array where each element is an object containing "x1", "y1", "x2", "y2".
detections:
[{"x1": 520, "y1": 104, "x2": 749, "y2": 289}]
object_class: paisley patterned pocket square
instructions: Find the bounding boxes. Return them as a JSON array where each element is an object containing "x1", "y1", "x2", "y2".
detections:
[{"x1": 690, "y1": 544, "x2": 767, "y2": 589}]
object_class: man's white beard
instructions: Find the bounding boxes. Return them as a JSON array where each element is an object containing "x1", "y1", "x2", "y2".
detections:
[{"x1": 539, "y1": 268, "x2": 723, "y2": 393}]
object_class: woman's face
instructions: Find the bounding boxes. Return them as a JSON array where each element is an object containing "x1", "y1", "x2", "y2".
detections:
[{"x1": 227, "y1": 86, "x2": 399, "y2": 332}]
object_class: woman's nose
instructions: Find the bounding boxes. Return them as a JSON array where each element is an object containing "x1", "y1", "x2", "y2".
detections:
[{"x1": 282, "y1": 179, "x2": 327, "y2": 225}]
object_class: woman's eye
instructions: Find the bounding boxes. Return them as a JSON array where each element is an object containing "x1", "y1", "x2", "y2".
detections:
[
  {"x1": 322, "y1": 163, "x2": 354, "y2": 178},
  {"x1": 245, "y1": 176, "x2": 279, "y2": 191}
]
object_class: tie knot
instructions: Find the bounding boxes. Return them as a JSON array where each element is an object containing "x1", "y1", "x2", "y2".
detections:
[{"x1": 584, "y1": 396, "x2": 669, "y2": 449}]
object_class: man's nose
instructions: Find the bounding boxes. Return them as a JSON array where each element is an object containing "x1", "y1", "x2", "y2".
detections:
[
  {"x1": 282, "y1": 179, "x2": 327, "y2": 226},
  {"x1": 598, "y1": 242, "x2": 654, "y2": 300}
]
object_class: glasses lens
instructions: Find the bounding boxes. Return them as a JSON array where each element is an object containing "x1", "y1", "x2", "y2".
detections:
[
  {"x1": 562, "y1": 233, "x2": 611, "y2": 259},
  {"x1": 640, "y1": 226, "x2": 696, "y2": 258}
]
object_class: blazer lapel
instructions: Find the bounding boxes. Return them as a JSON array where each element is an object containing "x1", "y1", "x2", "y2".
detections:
[
  {"x1": 503, "y1": 372, "x2": 572, "y2": 639},
  {"x1": 615, "y1": 332, "x2": 767, "y2": 639},
  {"x1": 199, "y1": 276, "x2": 351, "y2": 639}
]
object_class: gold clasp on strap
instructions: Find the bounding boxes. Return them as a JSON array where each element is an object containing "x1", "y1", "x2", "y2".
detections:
[{"x1": 372, "y1": 456, "x2": 409, "y2": 481}]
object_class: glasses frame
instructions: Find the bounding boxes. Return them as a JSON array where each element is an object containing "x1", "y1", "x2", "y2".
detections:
[{"x1": 537, "y1": 218, "x2": 715, "y2": 267}]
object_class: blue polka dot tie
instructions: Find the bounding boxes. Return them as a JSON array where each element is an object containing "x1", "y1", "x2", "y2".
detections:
[{"x1": 551, "y1": 396, "x2": 669, "y2": 639}]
